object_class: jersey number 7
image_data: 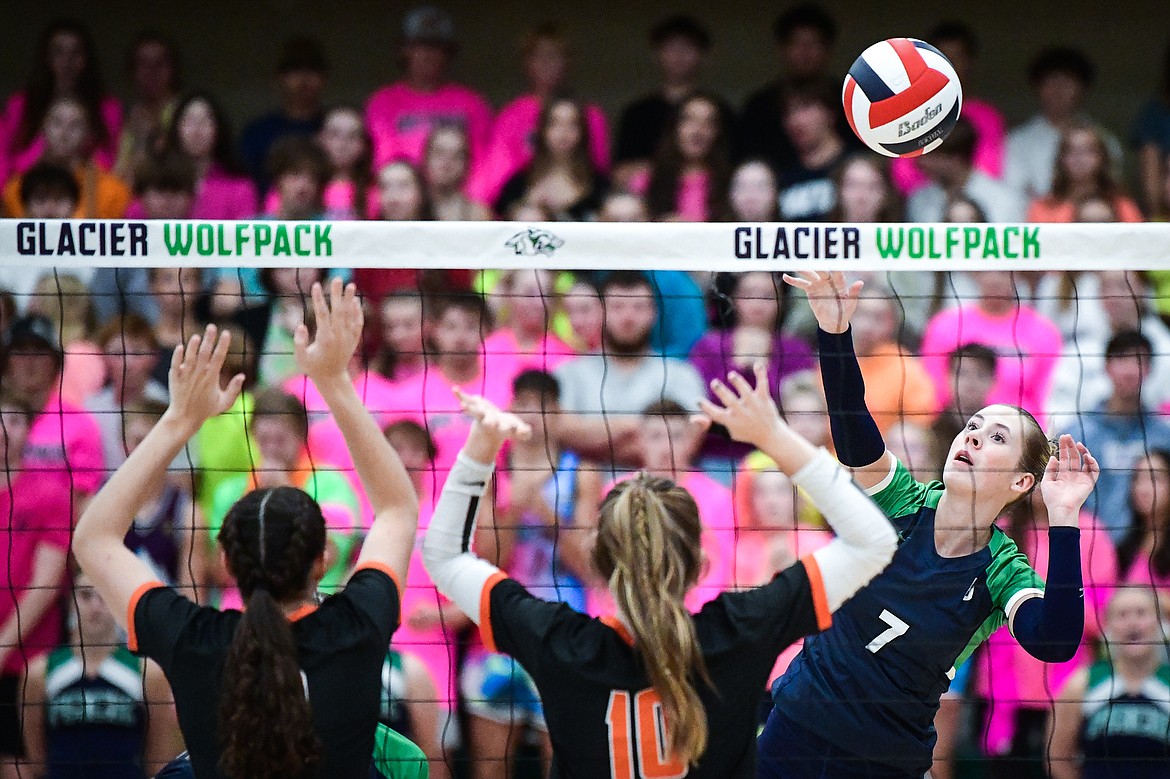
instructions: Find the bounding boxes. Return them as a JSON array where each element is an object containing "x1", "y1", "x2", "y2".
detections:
[
  {"x1": 865, "y1": 609, "x2": 910, "y2": 653},
  {"x1": 605, "y1": 689, "x2": 688, "y2": 779}
]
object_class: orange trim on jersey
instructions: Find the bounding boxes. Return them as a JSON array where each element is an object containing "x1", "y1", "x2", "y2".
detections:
[
  {"x1": 287, "y1": 603, "x2": 319, "y2": 622},
  {"x1": 479, "y1": 571, "x2": 510, "y2": 653},
  {"x1": 601, "y1": 615, "x2": 636, "y2": 647},
  {"x1": 800, "y1": 554, "x2": 833, "y2": 631},
  {"x1": 126, "y1": 580, "x2": 165, "y2": 653},
  {"x1": 353, "y1": 561, "x2": 404, "y2": 603}
]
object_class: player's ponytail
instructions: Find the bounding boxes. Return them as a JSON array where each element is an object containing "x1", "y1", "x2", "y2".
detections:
[
  {"x1": 594, "y1": 474, "x2": 711, "y2": 766},
  {"x1": 217, "y1": 487, "x2": 327, "y2": 779}
]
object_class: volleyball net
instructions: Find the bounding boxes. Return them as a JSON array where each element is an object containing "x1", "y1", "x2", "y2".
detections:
[{"x1": 3, "y1": 218, "x2": 1169, "y2": 774}]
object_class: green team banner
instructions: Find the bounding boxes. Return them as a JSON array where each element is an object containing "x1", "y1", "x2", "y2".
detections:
[{"x1": 3, "y1": 218, "x2": 1170, "y2": 271}]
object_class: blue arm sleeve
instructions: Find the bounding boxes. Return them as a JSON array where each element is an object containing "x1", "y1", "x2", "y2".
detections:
[
  {"x1": 816, "y1": 327, "x2": 886, "y2": 467},
  {"x1": 1012, "y1": 527, "x2": 1084, "y2": 663}
]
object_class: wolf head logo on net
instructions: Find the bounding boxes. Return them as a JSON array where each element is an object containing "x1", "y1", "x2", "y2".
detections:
[{"x1": 506, "y1": 227, "x2": 564, "y2": 257}]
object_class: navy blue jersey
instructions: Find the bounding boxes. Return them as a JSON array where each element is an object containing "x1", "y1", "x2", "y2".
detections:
[
  {"x1": 1082, "y1": 660, "x2": 1170, "y2": 778},
  {"x1": 762, "y1": 459, "x2": 1043, "y2": 774}
]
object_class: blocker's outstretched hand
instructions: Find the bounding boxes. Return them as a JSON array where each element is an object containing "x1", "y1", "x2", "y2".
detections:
[
  {"x1": 697, "y1": 362, "x2": 784, "y2": 451},
  {"x1": 295, "y1": 278, "x2": 363, "y2": 384},
  {"x1": 782, "y1": 270, "x2": 864, "y2": 334},
  {"x1": 1040, "y1": 434, "x2": 1100, "y2": 528},
  {"x1": 166, "y1": 324, "x2": 245, "y2": 433}
]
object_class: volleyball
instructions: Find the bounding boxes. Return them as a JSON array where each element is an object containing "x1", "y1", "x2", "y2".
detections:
[{"x1": 842, "y1": 37, "x2": 963, "y2": 158}]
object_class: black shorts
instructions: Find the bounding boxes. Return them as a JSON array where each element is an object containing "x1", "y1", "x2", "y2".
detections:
[{"x1": 0, "y1": 673, "x2": 24, "y2": 757}]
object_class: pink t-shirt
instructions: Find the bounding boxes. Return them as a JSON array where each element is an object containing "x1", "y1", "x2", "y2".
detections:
[
  {"x1": 4, "y1": 91, "x2": 123, "y2": 176},
  {"x1": 60, "y1": 341, "x2": 106, "y2": 406},
  {"x1": 891, "y1": 98, "x2": 1005, "y2": 194},
  {"x1": 588, "y1": 471, "x2": 735, "y2": 616},
  {"x1": 976, "y1": 516, "x2": 1116, "y2": 755},
  {"x1": 920, "y1": 304, "x2": 1063, "y2": 427},
  {"x1": 126, "y1": 164, "x2": 257, "y2": 221},
  {"x1": 628, "y1": 168, "x2": 711, "y2": 222},
  {"x1": 365, "y1": 81, "x2": 493, "y2": 171},
  {"x1": 24, "y1": 391, "x2": 105, "y2": 497},
  {"x1": 1123, "y1": 549, "x2": 1170, "y2": 590},
  {"x1": 481, "y1": 328, "x2": 577, "y2": 377},
  {"x1": 0, "y1": 467, "x2": 72, "y2": 674},
  {"x1": 468, "y1": 94, "x2": 610, "y2": 204}
]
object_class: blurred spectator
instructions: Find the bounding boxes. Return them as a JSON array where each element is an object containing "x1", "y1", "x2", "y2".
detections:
[
  {"x1": 884, "y1": 419, "x2": 935, "y2": 484},
  {"x1": 425, "y1": 125, "x2": 490, "y2": 220},
  {"x1": 0, "y1": 164, "x2": 77, "y2": 305},
  {"x1": 689, "y1": 271, "x2": 814, "y2": 469},
  {"x1": 1004, "y1": 47, "x2": 1123, "y2": 202},
  {"x1": 315, "y1": 106, "x2": 375, "y2": 219},
  {"x1": 597, "y1": 193, "x2": 708, "y2": 357},
  {"x1": 554, "y1": 271, "x2": 706, "y2": 466},
  {"x1": 1117, "y1": 450, "x2": 1170, "y2": 596},
  {"x1": 908, "y1": 117, "x2": 1026, "y2": 222},
  {"x1": 147, "y1": 266, "x2": 206, "y2": 388},
  {"x1": 1027, "y1": 123, "x2": 1143, "y2": 222},
  {"x1": 740, "y1": 3, "x2": 852, "y2": 173},
  {"x1": 27, "y1": 272, "x2": 105, "y2": 405},
  {"x1": 239, "y1": 37, "x2": 327, "y2": 193},
  {"x1": 371, "y1": 291, "x2": 427, "y2": 382},
  {"x1": 614, "y1": 15, "x2": 735, "y2": 189},
  {"x1": 826, "y1": 153, "x2": 902, "y2": 222},
  {"x1": 892, "y1": 22, "x2": 1005, "y2": 195},
  {"x1": 928, "y1": 344, "x2": 999, "y2": 479},
  {"x1": 91, "y1": 150, "x2": 196, "y2": 325},
  {"x1": 0, "y1": 391, "x2": 71, "y2": 776},
  {"x1": 494, "y1": 95, "x2": 608, "y2": 220},
  {"x1": 206, "y1": 388, "x2": 360, "y2": 607},
  {"x1": 1, "y1": 314, "x2": 105, "y2": 510},
  {"x1": 631, "y1": 91, "x2": 731, "y2": 221},
  {"x1": 729, "y1": 159, "x2": 780, "y2": 221},
  {"x1": 1062, "y1": 330, "x2": 1170, "y2": 543},
  {"x1": 114, "y1": 32, "x2": 182, "y2": 184},
  {"x1": 779, "y1": 371, "x2": 831, "y2": 450},
  {"x1": 849, "y1": 285, "x2": 939, "y2": 432},
  {"x1": 562, "y1": 278, "x2": 603, "y2": 353},
  {"x1": 87, "y1": 314, "x2": 168, "y2": 470},
  {"x1": 482, "y1": 269, "x2": 576, "y2": 375},
  {"x1": 151, "y1": 91, "x2": 257, "y2": 220},
  {"x1": 118, "y1": 399, "x2": 205, "y2": 595},
  {"x1": 1047, "y1": 270, "x2": 1170, "y2": 432},
  {"x1": 365, "y1": 6, "x2": 493, "y2": 171},
  {"x1": 977, "y1": 488, "x2": 1116, "y2": 773},
  {"x1": 3, "y1": 95, "x2": 131, "y2": 219},
  {"x1": 1131, "y1": 43, "x2": 1170, "y2": 218},
  {"x1": 192, "y1": 323, "x2": 258, "y2": 519},
  {"x1": 472, "y1": 22, "x2": 609, "y2": 204},
  {"x1": 777, "y1": 79, "x2": 847, "y2": 221},
  {"x1": 1047, "y1": 587, "x2": 1170, "y2": 779},
  {"x1": 920, "y1": 271, "x2": 1062, "y2": 425},
  {"x1": 4, "y1": 20, "x2": 122, "y2": 181},
  {"x1": 263, "y1": 134, "x2": 331, "y2": 220},
  {"x1": 17, "y1": 572, "x2": 179, "y2": 779},
  {"x1": 247, "y1": 267, "x2": 326, "y2": 387}
]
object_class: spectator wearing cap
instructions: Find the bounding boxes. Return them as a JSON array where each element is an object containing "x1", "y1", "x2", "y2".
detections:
[
  {"x1": 613, "y1": 15, "x2": 736, "y2": 190},
  {"x1": 739, "y1": 3, "x2": 856, "y2": 174},
  {"x1": 239, "y1": 37, "x2": 328, "y2": 194},
  {"x1": 365, "y1": 5, "x2": 493, "y2": 174},
  {"x1": 0, "y1": 315, "x2": 105, "y2": 514},
  {"x1": 468, "y1": 21, "x2": 611, "y2": 205},
  {"x1": 1004, "y1": 46, "x2": 1123, "y2": 201},
  {"x1": 0, "y1": 164, "x2": 79, "y2": 306}
]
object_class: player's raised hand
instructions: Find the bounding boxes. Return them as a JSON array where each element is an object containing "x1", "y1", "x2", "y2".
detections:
[
  {"x1": 696, "y1": 362, "x2": 785, "y2": 449},
  {"x1": 167, "y1": 324, "x2": 245, "y2": 432},
  {"x1": 782, "y1": 271, "x2": 864, "y2": 334},
  {"x1": 1040, "y1": 434, "x2": 1100, "y2": 527},
  {"x1": 294, "y1": 278, "x2": 363, "y2": 384},
  {"x1": 454, "y1": 388, "x2": 532, "y2": 444}
]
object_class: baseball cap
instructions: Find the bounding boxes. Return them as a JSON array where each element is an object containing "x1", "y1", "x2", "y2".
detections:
[
  {"x1": 3, "y1": 315, "x2": 62, "y2": 357},
  {"x1": 402, "y1": 6, "x2": 456, "y2": 46}
]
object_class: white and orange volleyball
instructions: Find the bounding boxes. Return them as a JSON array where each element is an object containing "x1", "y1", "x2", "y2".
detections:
[{"x1": 842, "y1": 37, "x2": 963, "y2": 158}]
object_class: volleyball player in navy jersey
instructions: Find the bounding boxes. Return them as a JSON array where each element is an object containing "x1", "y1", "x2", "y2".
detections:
[
  {"x1": 73, "y1": 279, "x2": 422, "y2": 779},
  {"x1": 756, "y1": 271, "x2": 1100, "y2": 779},
  {"x1": 422, "y1": 363, "x2": 898, "y2": 778}
]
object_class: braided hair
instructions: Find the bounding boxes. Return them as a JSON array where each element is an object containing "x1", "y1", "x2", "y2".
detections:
[{"x1": 217, "y1": 486, "x2": 327, "y2": 779}]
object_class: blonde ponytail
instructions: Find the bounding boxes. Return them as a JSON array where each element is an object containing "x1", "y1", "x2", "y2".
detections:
[{"x1": 594, "y1": 475, "x2": 711, "y2": 766}]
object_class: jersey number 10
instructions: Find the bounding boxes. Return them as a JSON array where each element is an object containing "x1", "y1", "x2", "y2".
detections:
[{"x1": 605, "y1": 689, "x2": 688, "y2": 779}]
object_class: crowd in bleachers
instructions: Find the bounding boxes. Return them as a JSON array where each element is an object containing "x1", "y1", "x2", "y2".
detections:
[{"x1": 3, "y1": 4, "x2": 1170, "y2": 778}]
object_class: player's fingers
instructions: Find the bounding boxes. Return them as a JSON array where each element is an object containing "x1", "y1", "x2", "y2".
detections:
[
  {"x1": 726, "y1": 370, "x2": 753, "y2": 397},
  {"x1": 708, "y1": 378, "x2": 738, "y2": 407},
  {"x1": 752, "y1": 361, "x2": 771, "y2": 398},
  {"x1": 781, "y1": 273, "x2": 812, "y2": 290},
  {"x1": 697, "y1": 399, "x2": 727, "y2": 423}
]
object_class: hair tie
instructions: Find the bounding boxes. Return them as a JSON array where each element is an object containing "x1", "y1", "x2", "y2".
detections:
[{"x1": 257, "y1": 490, "x2": 274, "y2": 570}]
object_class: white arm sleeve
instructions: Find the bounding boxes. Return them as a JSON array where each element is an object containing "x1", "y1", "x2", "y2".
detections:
[
  {"x1": 795, "y1": 449, "x2": 898, "y2": 612},
  {"x1": 421, "y1": 452, "x2": 502, "y2": 625}
]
